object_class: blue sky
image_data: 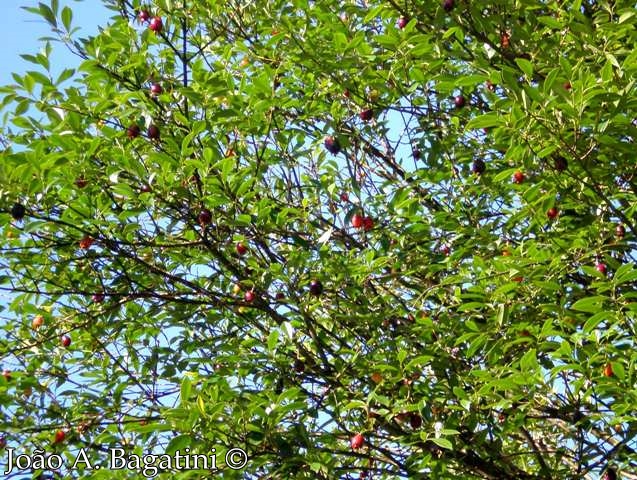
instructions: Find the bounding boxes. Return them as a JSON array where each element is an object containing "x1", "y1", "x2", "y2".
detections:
[{"x1": 0, "y1": 1, "x2": 109, "y2": 86}]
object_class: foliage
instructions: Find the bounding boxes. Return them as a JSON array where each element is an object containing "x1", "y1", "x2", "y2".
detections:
[{"x1": 1, "y1": 0, "x2": 636, "y2": 478}]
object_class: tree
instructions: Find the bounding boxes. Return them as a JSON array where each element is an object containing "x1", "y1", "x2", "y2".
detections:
[{"x1": 1, "y1": 0, "x2": 636, "y2": 478}]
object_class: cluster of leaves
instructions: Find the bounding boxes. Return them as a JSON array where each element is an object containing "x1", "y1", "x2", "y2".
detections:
[{"x1": 0, "y1": 0, "x2": 636, "y2": 478}]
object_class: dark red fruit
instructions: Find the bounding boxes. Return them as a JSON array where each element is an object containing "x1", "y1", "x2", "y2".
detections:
[
  {"x1": 440, "y1": 244, "x2": 451, "y2": 256},
  {"x1": 409, "y1": 413, "x2": 422, "y2": 429},
  {"x1": 127, "y1": 124, "x2": 141, "y2": 139},
  {"x1": 486, "y1": 80, "x2": 495, "y2": 92},
  {"x1": 150, "y1": 83, "x2": 163, "y2": 96},
  {"x1": 10, "y1": 203, "x2": 25, "y2": 221},
  {"x1": 472, "y1": 159, "x2": 486, "y2": 174},
  {"x1": 236, "y1": 242, "x2": 248, "y2": 255},
  {"x1": 554, "y1": 156, "x2": 568, "y2": 172},
  {"x1": 149, "y1": 16, "x2": 163, "y2": 33},
  {"x1": 244, "y1": 291, "x2": 255, "y2": 303},
  {"x1": 147, "y1": 124, "x2": 160, "y2": 140},
  {"x1": 564, "y1": 81, "x2": 572, "y2": 90},
  {"x1": 0, "y1": 436, "x2": 6, "y2": 449},
  {"x1": 397, "y1": 16, "x2": 408, "y2": 29},
  {"x1": 2, "y1": 369, "x2": 11, "y2": 381},
  {"x1": 547, "y1": 207, "x2": 559, "y2": 219},
  {"x1": 60, "y1": 335, "x2": 71, "y2": 348},
  {"x1": 603, "y1": 468, "x2": 617, "y2": 480},
  {"x1": 512, "y1": 171, "x2": 525, "y2": 184},
  {"x1": 53, "y1": 430, "x2": 66, "y2": 444},
  {"x1": 198, "y1": 209, "x2": 212, "y2": 225},
  {"x1": 92, "y1": 293, "x2": 105, "y2": 303},
  {"x1": 412, "y1": 147, "x2": 421, "y2": 159},
  {"x1": 352, "y1": 214, "x2": 364, "y2": 228},
  {"x1": 324, "y1": 136, "x2": 341, "y2": 154},
  {"x1": 350, "y1": 433, "x2": 364, "y2": 450},
  {"x1": 79, "y1": 236, "x2": 94, "y2": 249},
  {"x1": 138, "y1": 10, "x2": 150, "y2": 22},
  {"x1": 75, "y1": 177, "x2": 88, "y2": 189},
  {"x1": 340, "y1": 192, "x2": 349, "y2": 202},
  {"x1": 309, "y1": 279, "x2": 323, "y2": 296},
  {"x1": 615, "y1": 224, "x2": 625, "y2": 239},
  {"x1": 359, "y1": 109, "x2": 373, "y2": 121},
  {"x1": 362, "y1": 217, "x2": 374, "y2": 231},
  {"x1": 442, "y1": 0, "x2": 454, "y2": 11},
  {"x1": 454, "y1": 95, "x2": 466, "y2": 108},
  {"x1": 595, "y1": 262, "x2": 607, "y2": 275}
]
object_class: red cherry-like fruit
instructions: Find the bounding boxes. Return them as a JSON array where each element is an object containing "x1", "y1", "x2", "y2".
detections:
[
  {"x1": 53, "y1": 430, "x2": 66, "y2": 444},
  {"x1": 236, "y1": 242, "x2": 248, "y2": 256},
  {"x1": 60, "y1": 335, "x2": 71, "y2": 348},
  {"x1": 198, "y1": 209, "x2": 212, "y2": 225},
  {"x1": 359, "y1": 109, "x2": 373, "y2": 121},
  {"x1": 324, "y1": 136, "x2": 341, "y2": 154},
  {"x1": 442, "y1": 0, "x2": 454, "y2": 11},
  {"x1": 0, "y1": 436, "x2": 6, "y2": 449},
  {"x1": 547, "y1": 207, "x2": 559, "y2": 219},
  {"x1": 149, "y1": 16, "x2": 163, "y2": 33},
  {"x1": 340, "y1": 192, "x2": 349, "y2": 202},
  {"x1": 564, "y1": 81, "x2": 572, "y2": 90},
  {"x1": 512, "y1": 171, "x2": 525, "y2": 184},
  {"x1": 2, "y1": 369, "x2": 11, "y2": 381},
  {"x1": 147, "y1": 124, "x2": 160, "y2": 140},
  {"x1": 127, "y1": 124, "x2": 141, "y2": 139},
  {"x1": 350, "y1": 433, "x2": 365, "y2": 450},
  {"x1": 352, "y1": 214, "x2": 364, "y2": 229},
  {"x1": 440, "y1": 245, "x2": 451, "y2": 256},
  {"x1": 79, "y1": 236, "x2": 94, "y2": 249},
  {"x1": 150, "y1": 83, "x2": 163, "y2": 96},
  {"x1": 595, "y1": 263, "x2": 607, "y2": 275},
  {"x1": 454, "y1": 95, "x2": 466, "y2": 109},
  {"x1": 75, "y1": 177, "x2": 88, "y2": 189},
  {"x1": 244, "y1": 291, "x2": 255, "y2": 303},
  {"x1": 409, "y1": 413, "x2": 422, "y2": 429},
  {"x1": 138, "y1": 10, "x2": 150, "y2": 23},
  {"x1": 309, "y1": 279, "x2": 323, "y2": 296},
  {"x1": 397, "y1": 16, "x2": 408, "y2": 29},
  {"x1": 92, "y1": 293, "x2": 105, "y2": 303},
  {"x1": 603, "y1": 363, "x2": 614, "y2": 377},
  {"x1": 362, "y1": 217, "x2": 374, "y2": 231}
]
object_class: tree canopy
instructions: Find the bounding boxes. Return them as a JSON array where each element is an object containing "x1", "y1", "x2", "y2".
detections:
[{"x1": 1, "y1": 0, "x2": 636, "y2": 479}]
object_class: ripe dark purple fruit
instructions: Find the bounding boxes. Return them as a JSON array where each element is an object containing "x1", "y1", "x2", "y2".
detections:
[
  {"x1": 150, "y1": 83, "x2": 163, "y2": 96},
  {"x1": 397, "y1": 16, "x2": 408, "y2": 29},
  {"x1": 244, "y1": 290, "x2": 255, "y2": 303},
  {"x1": 60, "y1": 335, "x2": 71, "y2": 348},
  {"x1": 547, "y1": 207, "x2": 559, "y2": 219},
  {"x1": 149, "y1": 16, "x2": 163, "y2": 33},
  {"x1": 472, "y1": 159, "x2": 486, "y2": 174},
  {"x1": 602, "y1": 468, "x2": 617, "y2": 480},
  {"x1": 454, "y1": 95, "x2": 466, "y2": 109},
  {"x1": 324, "y1": 136, "x2": 341, "y2": 154},
  {"x1": 127, "y1": 124, "x2": 141, "y2": 139},
  {"x1": 92, "y1": 293, "x2": 105, "y2": 303},
  {"x1": 10, "y1": 203, "x2": 25, "y2": 221},
  {"x1": 138, "y1": 10, "x2": 150, "y2": 22},
  {"x1": 359, "y1": 109, "x2": 373, "y2": 121},
  {"x1": 198, "y1": 209, "x2": 212, "y2": 225},
  {"x1": 553, "y1": 156, "x2": 568, "y2": 172},
  {"x1": 442, "y1": 0, "x2": 454, "y2": 11},
  {"x1": 147, "y1": 124, "x2": 160, "y2": 140},
  {"x1": 75, "y1": 177, "x2": 88, "y2": 189},
  {"x1": 309, "y1": 279, "x2": 323, "y2": 296},
  {"x1": 595, "y1": 262, "x2": 607, "y2": 275}
]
